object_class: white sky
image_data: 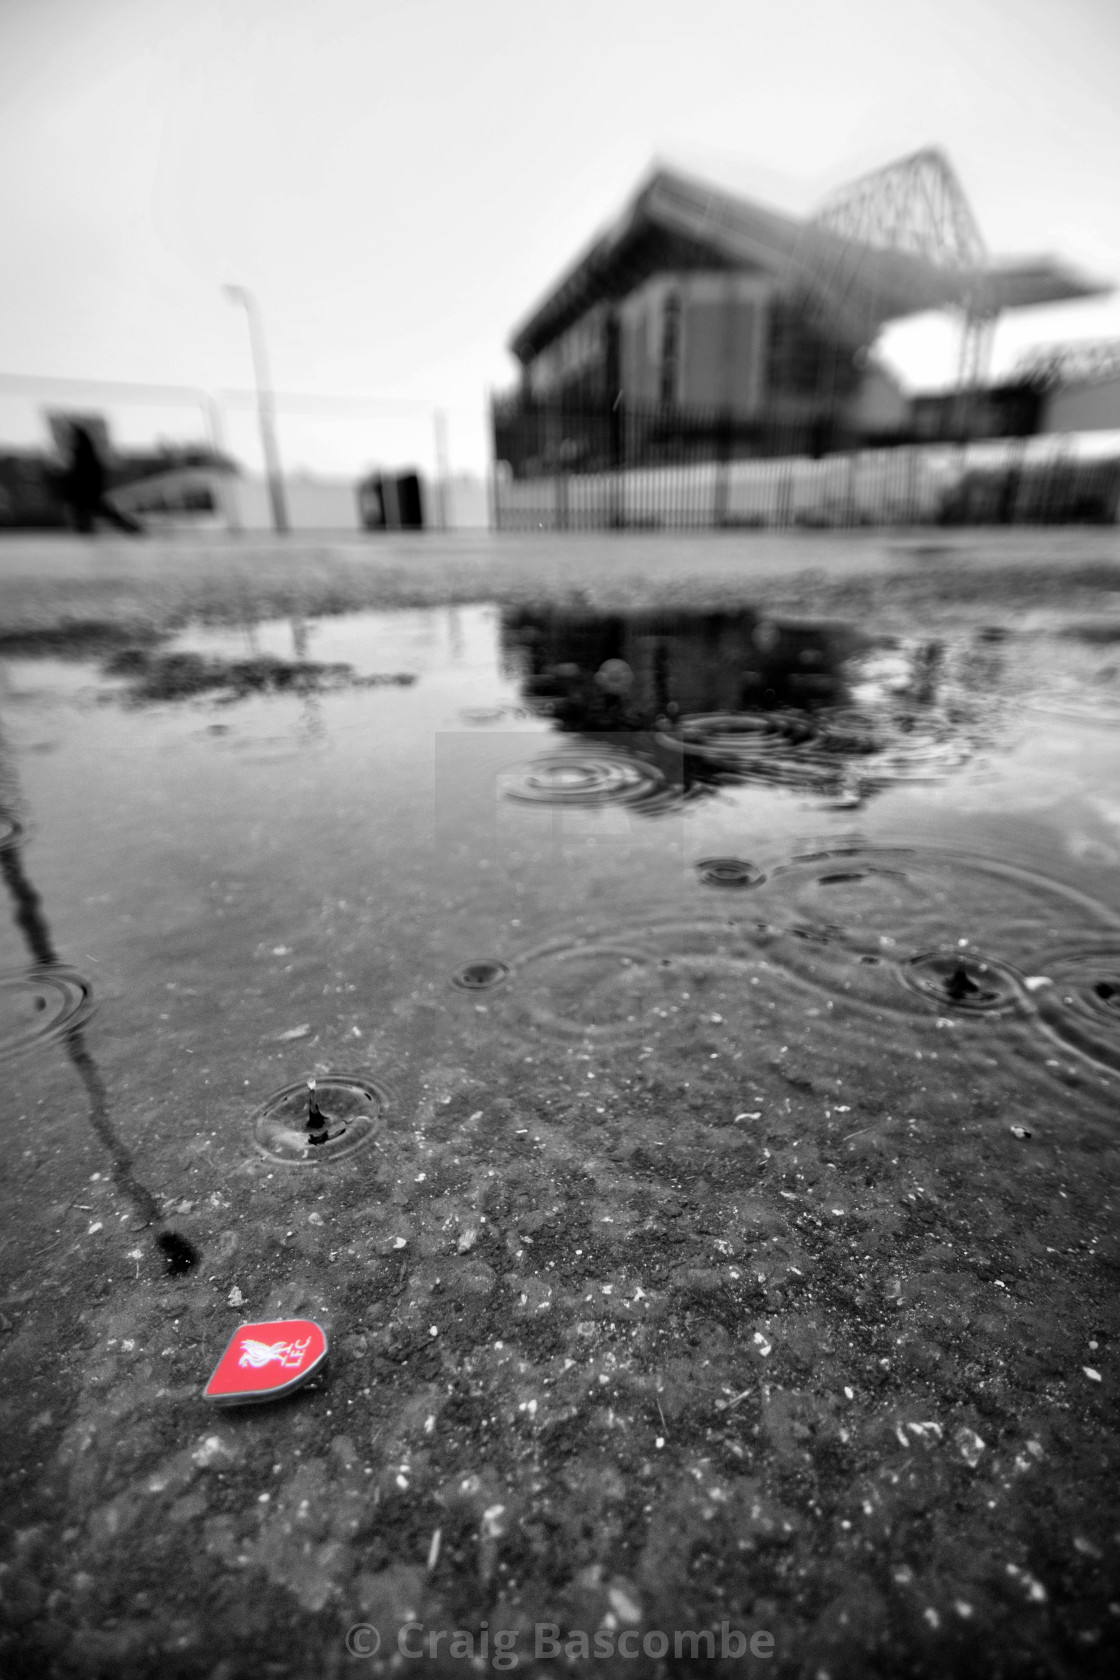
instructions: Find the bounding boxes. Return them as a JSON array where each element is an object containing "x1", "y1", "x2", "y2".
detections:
[{"x1": 0, "y1": 0, "x2": 1118, "y2": 475}]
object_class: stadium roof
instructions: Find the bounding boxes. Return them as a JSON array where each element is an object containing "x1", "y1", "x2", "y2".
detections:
[{"x1": 509, "y1": 166, "x2": 1112, "y2": 362}]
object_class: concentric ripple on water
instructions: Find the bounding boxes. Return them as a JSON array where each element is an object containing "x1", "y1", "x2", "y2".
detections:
[
  {"x1": 499, "y1": 750, "x2": 668, "y2": 810},
  {"x1": 499, "y1": 846, "x2": 1119, "y2": 1056},
  {"x1": 1031, "y1": 942, "x2": 1120, "y2": 1073},
  {"x1": 695, "y1": 857, "x2": 766, "y2": 889},
  {"x1": 451, "y1": 958, "x2": 511, "y2": 992},
  {"x1": 508, "y1": 924, "x2": 783, "y2": 1044},
  {"x1": 0, "y1": 967, "x2": 94, "y2": 1061},
  {"x1": 739, "y1": 844, "x2": 1120, "y2": 1035},
  {"x1": 758, "y1": 845, "x2": 1119, "y2": 956},
  {"x1": 661, "y1": 705, "x2": 974, "y2": 797},
  {"x1": 900, "y1": 950, "x2": 1026, "y2": 1015},
  {"x1": 251, "y1": 1073, "x2": 389, "y2": 1164},
  {"x1": 665, "y1": 713, "x2": 839, "y2": 793}
]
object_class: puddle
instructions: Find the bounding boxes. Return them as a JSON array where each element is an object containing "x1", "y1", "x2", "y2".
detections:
[{"x1": 2, "y1": 592, "x2": 1119, "y2": 1672}]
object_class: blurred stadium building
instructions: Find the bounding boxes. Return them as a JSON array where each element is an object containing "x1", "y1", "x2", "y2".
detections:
[{"x1": 493, "y1": 150, "x2": 1115, "y2": 500}]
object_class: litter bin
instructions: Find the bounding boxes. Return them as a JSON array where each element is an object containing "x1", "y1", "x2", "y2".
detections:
[
  {"x1": 357, "y1": 471, "x2": 425, "y2": 531},
  {"x1": 395, "y1": 472, "x2": 423, "y2": 529}
]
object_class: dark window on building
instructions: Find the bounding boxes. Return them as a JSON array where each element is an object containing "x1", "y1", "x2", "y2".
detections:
[{"x1": 660, "y1": 293, "x2": 680, "y2": 404}]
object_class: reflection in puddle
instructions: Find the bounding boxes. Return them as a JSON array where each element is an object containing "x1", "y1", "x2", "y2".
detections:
[
  {"x1": 499, "y1": 605, "x2": 1015, "y2": 806},
  {"x1": 0, "y1": 756, "x2": 196, "y2": 1266}
]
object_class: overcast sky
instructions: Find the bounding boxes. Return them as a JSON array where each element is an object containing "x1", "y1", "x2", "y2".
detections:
[{"x1": 1, "y1": 0, "x2": 1117, "y2": 475}]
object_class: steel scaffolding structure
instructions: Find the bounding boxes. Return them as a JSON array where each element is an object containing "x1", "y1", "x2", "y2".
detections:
[{"x1": 793, "y1": 147, "x2": 996, "y2": 437}]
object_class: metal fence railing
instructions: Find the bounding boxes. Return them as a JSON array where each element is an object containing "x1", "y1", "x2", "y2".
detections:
[{"x1": 490, "y1": 396, "x2": 1120, "y2": 530}]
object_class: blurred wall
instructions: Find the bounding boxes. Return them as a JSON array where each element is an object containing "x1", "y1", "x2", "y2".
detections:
[{"x1": 1042, "y1": 375, "x2": 1120, "y2": 434}]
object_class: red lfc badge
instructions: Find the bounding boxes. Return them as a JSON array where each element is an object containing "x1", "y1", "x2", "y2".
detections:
[{"x1": 204, "y1": 1318, "x2": 328, "y2": 1406}]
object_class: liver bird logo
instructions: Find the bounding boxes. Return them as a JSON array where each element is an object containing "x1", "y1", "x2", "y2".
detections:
[
  {"x1": 238, "y1": 1339, "x2": 287, "y2": 1368},
  {"x1": 238, "y1": 1337, "x2": 309, "y2": 1370}
]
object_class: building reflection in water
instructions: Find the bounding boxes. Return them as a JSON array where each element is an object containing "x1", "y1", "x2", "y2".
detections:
[{"x1": 499, "y1": 605, "x2": 933, "y2": 806}]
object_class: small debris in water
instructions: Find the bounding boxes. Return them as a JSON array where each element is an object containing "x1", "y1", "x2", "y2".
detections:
[
  {"x1": 1005, "y1": 1563, "x2": 1047, "y2": 1604},
  {"x1": 1083, "y1": 1367, "x2": 1102, "y2": 1382},
  {"x1": 956, "y1": 1426, "x2": 986, "y2": 1467},
  {"x1": 227, "y1": 1286, "x2": 244, "y2": 1307},
  {"x1": 1009, "y1": 1125, "x2": 1032, "y2": 1139},
  {"x1": 276, "y1": 1024, "x2": 312, "y2": 1041}
]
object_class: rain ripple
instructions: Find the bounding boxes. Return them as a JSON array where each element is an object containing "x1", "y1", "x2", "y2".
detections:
[{"x1": 0, "y1": 967, "x2": 95, "y2": 1062}]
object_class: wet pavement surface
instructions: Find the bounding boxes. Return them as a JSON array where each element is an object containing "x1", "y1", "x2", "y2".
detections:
[{"x1": 1, "y1": 580, "x2": 1119, "y2": 1678}]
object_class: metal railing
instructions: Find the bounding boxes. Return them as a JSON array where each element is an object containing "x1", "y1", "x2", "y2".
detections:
[{"x1": 491, "y1": 397, "x2": 1120, "y2": 530}]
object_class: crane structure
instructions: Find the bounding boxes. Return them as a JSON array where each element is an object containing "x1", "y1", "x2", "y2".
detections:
[{"x1": 792, "y1": 147, "x2": 997, "y2": 437}]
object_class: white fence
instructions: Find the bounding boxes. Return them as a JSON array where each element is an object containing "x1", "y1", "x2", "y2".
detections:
[{"x1": 495, "y1": 436, "x2": 1120, "y2": 531}]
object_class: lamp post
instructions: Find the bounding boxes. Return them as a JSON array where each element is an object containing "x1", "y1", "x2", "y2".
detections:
[{"x1": 223, "y1": 284, "x2": 289, "y2": 534}]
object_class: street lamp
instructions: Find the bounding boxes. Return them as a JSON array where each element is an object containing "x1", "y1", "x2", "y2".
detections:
[{"x1": 223, "y1": 283, "x2": 289, "y2": 534}]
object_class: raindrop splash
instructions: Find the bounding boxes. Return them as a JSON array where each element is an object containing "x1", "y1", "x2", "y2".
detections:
[
  {"x1": 251, "y1": 1073, "x2": 389, "y2": 1165},
  {"x1": 901, "y1": 951, "x2": 1024, "y2": 1014},
  {"x1": 451, "y1": 959, "x2": 511, "y2": 992},
  {"x1": 695, "y1": 858, "x2": 766, "y2": 889}
]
